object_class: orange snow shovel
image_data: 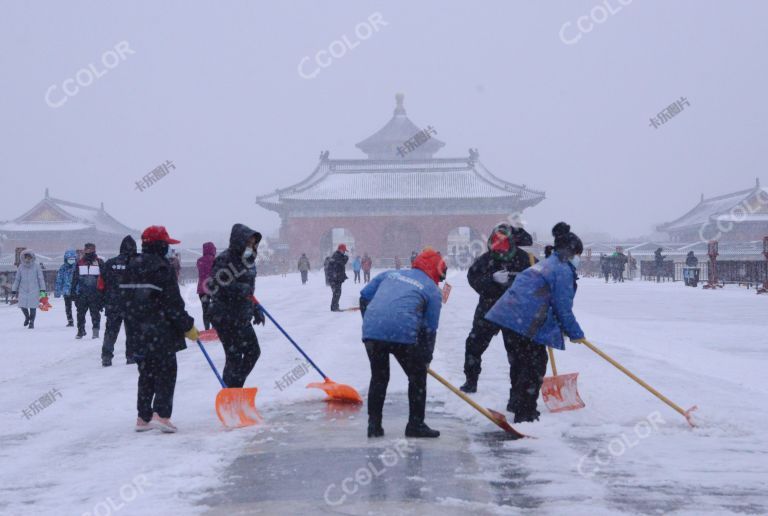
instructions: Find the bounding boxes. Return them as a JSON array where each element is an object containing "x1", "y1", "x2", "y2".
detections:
[
  {"x1": 196, "y1": 339, "x2": 261, "y2": 428},
  {"x1": 542, "y1": 347, "x2": 585, "y2": 413},
  {"x1": 261, "y1": 305, "x2": 363, "y2": 404},
  {"x1": 578, "y1": 339, "x2": 698, "y2": 427},
  {"x1": 428, "y1": 368, "x2": 526, "y2": 439},
  {"x1": 198, "y1": 328, "x2": 219, "y2": 342}
]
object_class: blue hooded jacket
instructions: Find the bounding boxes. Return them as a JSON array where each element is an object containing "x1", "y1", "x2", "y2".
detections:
[
  {"x1": 485, "y1": 252, "x2": 584, "y2": 350},
  {"x1": 54, "y1": 250, "x2": 77, "y2": 297},
  {"x1": 360, "y1": 268, "x2": 442, "y2": 345}
]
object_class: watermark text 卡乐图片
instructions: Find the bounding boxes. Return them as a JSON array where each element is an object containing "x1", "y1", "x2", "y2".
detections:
[
  {"x1": 397, "y1": 126, "x2": 437, "y2": 158},
  {"x1": 649, "y1": 97, "x2": 691, "y2": 129},
  {"x1": 135, "y1": 160, "x2": 176, "y2": 193},
  {"x1": 274, "y1": 359, "x2": 311, "y2": 391},
  {"x1": 21, "y1": 388, "x2": 62, "y2": 420}
]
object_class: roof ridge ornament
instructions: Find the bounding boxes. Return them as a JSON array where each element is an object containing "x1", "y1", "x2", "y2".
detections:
[
  {"x1": 468, "y1": 148, "x2": 479, "y2": 163},
  {"x1": 394, "y1": 93, "x2": 406, "y2": 116}
]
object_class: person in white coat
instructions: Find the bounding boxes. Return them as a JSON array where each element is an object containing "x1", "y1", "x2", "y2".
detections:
[{"x1": 12, "y1": 250, "x2": 47, "y2": 329}]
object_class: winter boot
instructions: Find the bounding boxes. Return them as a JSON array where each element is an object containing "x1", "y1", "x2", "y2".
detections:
[
  {"x1": 405, "y1": 422, "x2": 440, "y2": 438},
  {"x1": 135, "y1": 418, "x2": 153, "y2": 432},
  {"x1": 102, "y1": 357, "x2": 112, "y2": 367},
  {"x1": 512, "y1": 407, "x2": 541, "y2": 424},
  {"x1": 151, "y1": 413, "x2": 178, "y2": 433},
  {"x1": 460, "y1": 377, "x2": 477, "y2": 393},
  {"x1": 76, "y1": 329, "x2": 86, "y2": 339},
  {"x1": 22, "y1": 308, "x2": 29, "y2": 327},
  {"x1": 367, "y1": 417, "x2": 384, "y2": 438},
  {"x1": 27, "y1": 310, "x2": 36, "y2": 329},
  {"x1": 66, "y1": 320, "x2": 74, "y2": 327},
  {"x1": 92, "y1": 329, "x2": 100, "y2": 339},
  {"x1": 27, "y1": 322, "x2": 34, "y2": 329}
]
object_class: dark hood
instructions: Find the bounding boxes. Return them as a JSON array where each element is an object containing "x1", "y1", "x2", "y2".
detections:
[
  {"x1": 120, "y1": 235, "x2": 138, "y2": 256},
  {"x1": 229, "y1": 223, "x2": 262, "y2": 255},
  {"x1": 486, "y1": 223, "x2": 533, "y2": 250},
  {"x1": 203, "y1": 242, "x2": 217, "y2": 257}
]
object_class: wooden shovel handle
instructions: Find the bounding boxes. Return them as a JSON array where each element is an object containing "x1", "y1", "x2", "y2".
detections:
[
  {"x1": 547, "y1": 347, "x2": 558, "y2": 376},
  {"x1": 427, "y1": 368, "x2": 501, "y2": 427},
  {"x1": 580, "y1": 339, "x2": 691, "y2": 419}
]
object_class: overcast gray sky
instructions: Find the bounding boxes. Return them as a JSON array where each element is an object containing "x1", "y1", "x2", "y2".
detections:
[{"x1": 1, "y1": 1, "x2": 766, "y2": 244}]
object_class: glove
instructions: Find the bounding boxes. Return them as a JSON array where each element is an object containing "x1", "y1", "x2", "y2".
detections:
[
  {"x1": 359, "y1": 296, "x2": 370, "y2": 317},
  {"x1": 492, "y1": 270, "x2": 511, "y2": 284},
  {"x1": 11, "y1": 291, "x2": 17, "y2": 296},
  {"x1": 570, "y1": 337, "x2": 588, "y2": 344},
  {"x1": 253, "y1": 304, "x2": 265, "y2": 326},
  {"x1": 39, "y1": 290, "x2": 47, "y2": 299},
  {"x1": 184, "y1": 326, "x2": 200, "y2": 341}
]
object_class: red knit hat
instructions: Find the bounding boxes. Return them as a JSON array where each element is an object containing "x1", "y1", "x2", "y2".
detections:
[
  {"x1": 338, "y1": 244, "x2": 348, "y2": 253},
  {"x1": 141, "y1": 225, "x2": 181, "y2": 245},
  {"x1": 412, "y1": 248, "x2": 447, "y2": 284}
]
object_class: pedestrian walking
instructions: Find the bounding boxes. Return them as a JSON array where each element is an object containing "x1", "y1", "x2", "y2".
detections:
[
  {"x1": 12, "y1": 249, "x2": 46, "y2": 329},
  {"x1": 100, "y1": 236, "x2": 137, "y2": 366},
  {"x1": 72, "y1": 243, "x2": 105, "y2": 339},
  {"x1": 196, "y1": 242, "x2": 217, "y2": 330},
  {"x1": 54, "y1": 249, "x2": 77, "y2": 327}
]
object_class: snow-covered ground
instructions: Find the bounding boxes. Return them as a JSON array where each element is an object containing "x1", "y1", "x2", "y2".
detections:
[{"x1": 1, "y1": 270, "x2": 767, "y2": 515}]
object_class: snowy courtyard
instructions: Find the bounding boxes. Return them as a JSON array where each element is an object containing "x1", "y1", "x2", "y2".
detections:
[{"x1": 1, "y1": 270, "x2": 766, "y2": 515}]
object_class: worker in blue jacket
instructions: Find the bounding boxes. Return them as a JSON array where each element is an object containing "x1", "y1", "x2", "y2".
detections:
[
  {"x1": 359, "y1": 248, "x2": 447, "y2": 439},
  {"x1": 485, "y1": 222, "x2": 587, "y2": 423}
]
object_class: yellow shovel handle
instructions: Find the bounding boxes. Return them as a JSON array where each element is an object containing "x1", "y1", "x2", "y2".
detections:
[
  {"x1": 427, "y1": 368, "x2": 500, "y2": 427},
  {"x1": 580, "y1": 339, "x2": 688, "y2": 417},
  {"x1": 547, "y1": 347, "x2": 558, "y2": 376}
]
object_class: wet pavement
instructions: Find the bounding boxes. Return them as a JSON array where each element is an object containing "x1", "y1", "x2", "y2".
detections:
[{"x1": 202, "y1": 394, "x2": 517, "y2": 515}]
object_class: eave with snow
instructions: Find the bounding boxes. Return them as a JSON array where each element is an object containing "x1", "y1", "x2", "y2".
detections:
[
  {"x1": 657, "y1": 179, "x2": 768, "y2": 242},
  {"x1": 0, "y1": 189, "x2": 138, "y2": 255},
  {"x1": 256, "y1": 94, "x2": 545, "y2": 261}
]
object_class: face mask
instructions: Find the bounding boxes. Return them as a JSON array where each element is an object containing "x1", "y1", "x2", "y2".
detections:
[
  {"x1": 85, "y1": 251, "x2": 95, "y2": 259},
  {"x1": 243, "y1": 247, "x2": 254, "y2": 259},
  {"x1": 67, "y1": 258, "x2": 75, "y2": 265},
  {"x1": 570, "y1": 255, "x2": 581, "y2": 269},
  {"x1": 166, "y1": 249, "x2": 173, "y2": 259}
]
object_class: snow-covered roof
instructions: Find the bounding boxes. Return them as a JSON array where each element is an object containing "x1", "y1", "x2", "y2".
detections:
[
  {"x1": 0, "y1": 190, "x2": 137, "y2": 235},
  {"x1": 355, "y1": 93, "x2": 445, "y2": 160},
  {"x1": 658, "y1": 180, "x2": 768, "y2": 233},
  {"x1": 257, "y1": 156, "x2": 544, "y2": 209}
]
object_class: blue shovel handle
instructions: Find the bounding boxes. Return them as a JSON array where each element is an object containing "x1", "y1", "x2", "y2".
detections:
[
  {"x1": 259, "y1": 305, "x2": 328, "y2": 380},
  {"x1": 196, "y1": 339, "x2": 227, "y2": 389}
]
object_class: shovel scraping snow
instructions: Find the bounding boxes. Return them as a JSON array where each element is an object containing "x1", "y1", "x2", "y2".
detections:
[{"x1": 542, "y1": 347, "x2": 585, "y2": 413}]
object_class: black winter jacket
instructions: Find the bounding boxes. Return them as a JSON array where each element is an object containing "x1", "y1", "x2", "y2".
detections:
[
  {"x1": 102, "y1": 236, "x2": 137, "y2": 315},
  {"x1": 120, "y1": 243, "x2": 194, "y2": 357},
  {"x1": 209, "y1": 224, "x2": 262, "y2": 327},
  {"x1": 327, "y1": 251, "x2": 348, "y2": 285},
  {"x1": 468, "y1": 249, "x2": 537, "y2": 316}
]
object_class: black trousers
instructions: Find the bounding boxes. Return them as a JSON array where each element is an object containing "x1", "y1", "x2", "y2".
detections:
[
  {"x1": 64, "y1": 295, "x2": 74, "y2": 323},
  {"x1": 365, "y1": 339, "x2": 429, "y2": 426},
  {"x1": 363, "y1": 270, "x2": 371, "y2": 283},
  {"x1": 136, "y1": 350, "x2": 177, "y2": 421},
  {"x1": 353, "y1": 271, "x2": 361, "y2": 283},
  {"x1": 215, "y1": 322, "x2": 261, "y2": 388},
  {"x1": 21, "y1": 307, "x2": 37, "y2": 324},
  {"x1": 199, "y1": 294, "x2": 211, "y2": 330},
  {"x1": 300, "y1": 271, "x2": 308, "y2": 284},
  {"x1": 463, "y1": 312, "x2": 502, "y2": 380},
  {"x1": 330, "y1": 282, "x2": 342, "y2": 311},
  {"x1": 503, "y1": 331, "x2": 548, "y2": 414},
  {"x1": 102, "y1": 313, "x2": 134, "y2": 360},
  {"x1": 76, "y1": 296, "x2": 101, "y2": 332}
]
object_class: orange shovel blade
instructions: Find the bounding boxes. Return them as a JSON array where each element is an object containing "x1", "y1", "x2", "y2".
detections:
[
  {"x1": 487, "y1": 408, "x2": 526, "y2": 439},
  {"x1": 306, "y1": 378, "x2": 363, "y2": 404},
  {"x1": 214, "y1": 387, "x2": 261, "y2": 428},
  {"x1": 199, "y1": 329, "x2": 219, "y2": 342},
  {"x1": 542, "y1": 372, "x2": 585, "y2": 413}
]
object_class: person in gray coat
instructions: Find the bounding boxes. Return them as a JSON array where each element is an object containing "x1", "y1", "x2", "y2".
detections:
[{"x1": 12, "y1": 250, "x2": 47, "y2": 329}]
